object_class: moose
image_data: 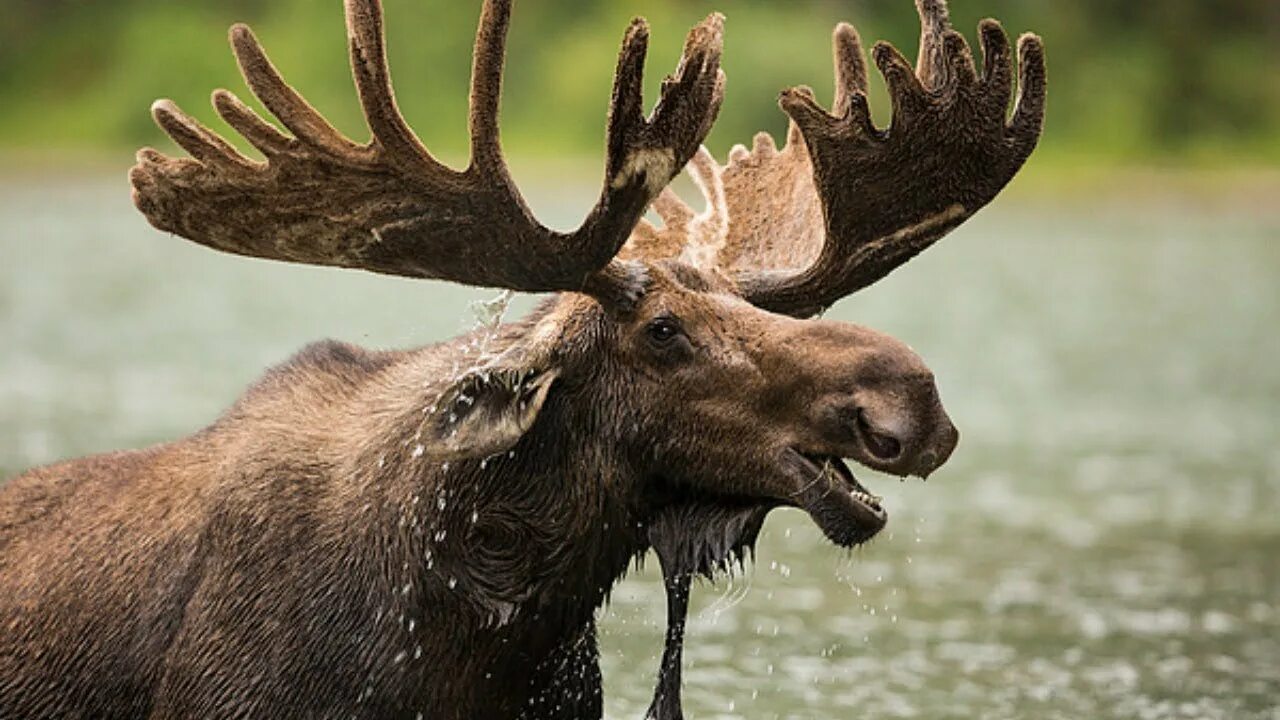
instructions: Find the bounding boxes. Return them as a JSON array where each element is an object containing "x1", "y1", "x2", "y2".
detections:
[{"x1": 0, "y1": 0, "x2": 1044, "y2": 717}]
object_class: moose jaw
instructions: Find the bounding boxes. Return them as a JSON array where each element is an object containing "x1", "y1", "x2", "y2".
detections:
[{"x1": 0, "y1": 0, "x2": 1044, "y2": 718}]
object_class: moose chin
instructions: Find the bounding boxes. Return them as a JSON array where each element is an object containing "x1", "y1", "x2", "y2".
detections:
[{"x1": 0, "y1": 0, "x2": 1043, "y2": 717}]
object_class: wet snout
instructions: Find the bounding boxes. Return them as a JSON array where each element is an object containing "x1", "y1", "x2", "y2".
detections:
[
  {"x1": 839, "y1": 377, "x2": 959, "y2": 478},
  {"x1": 791, "y1": 321, "x2": 960, "y2": 479},
  {"x1": 916, "y1": 415, "x2": 960, "y2": 477}
]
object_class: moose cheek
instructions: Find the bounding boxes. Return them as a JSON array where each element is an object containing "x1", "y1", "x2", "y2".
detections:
[{"x1": 808, "y1": 399, "x2": 862, "y2": 446}]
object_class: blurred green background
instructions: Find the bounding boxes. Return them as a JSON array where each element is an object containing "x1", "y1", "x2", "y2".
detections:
[
  {"x1": 2, "y1": 0, "x2": 1278, "y2": 167},
  {"x1": 3, "y1": 1, "x2": 1279, "y2": 718}
]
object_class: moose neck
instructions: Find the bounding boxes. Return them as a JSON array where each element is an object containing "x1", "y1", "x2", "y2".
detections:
[{"x1": 348, "y1": 302, "x2": 653, "y2": 638}]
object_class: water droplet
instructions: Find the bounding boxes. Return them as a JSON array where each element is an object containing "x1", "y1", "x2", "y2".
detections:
[
  {"x1": 411, "y1": 444, "x2": 424, "y2": 458},
  {"x1": 471, "y1": 289, "x2": 515, "y2": 332},
  {"x1": 447, "y1": 577, "x2": 457, "y2": 589}
]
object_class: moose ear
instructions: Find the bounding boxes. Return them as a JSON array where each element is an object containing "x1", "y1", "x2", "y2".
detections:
[{"x1": 430, "y1": 367, "x2": 560, "y2": 460}]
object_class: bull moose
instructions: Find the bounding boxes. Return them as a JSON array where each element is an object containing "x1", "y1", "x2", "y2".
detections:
[{"x1": 0, "y1": 0, "x2": 1044, "y2": 717}]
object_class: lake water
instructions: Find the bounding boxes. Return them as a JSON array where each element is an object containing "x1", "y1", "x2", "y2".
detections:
[{"x1": 2, "y1": 173, "x2": 1278, "y2": 719}]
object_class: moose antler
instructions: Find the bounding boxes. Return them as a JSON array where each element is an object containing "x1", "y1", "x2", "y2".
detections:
[
  {"x1": 130, "y1": 0, "x2": 724, "y2": 295},
  {"x1": 640, "y1": 0, "x2": 1045, "y2": 318}
]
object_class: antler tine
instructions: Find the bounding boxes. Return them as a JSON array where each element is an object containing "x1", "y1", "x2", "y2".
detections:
[
  {"x1": 1010, "y1": 33, "x2": 1047, "y2": 148},
  {"x1": 649, "y1": 14, "x2": 726, "y2": 172},
  {"x1": 131, "y1": 0, "x2": 724, "y2": 299},
  {"x1": 212, "y1": 89, "x2": 291, "y2": 157},
  {"x1": 150, "y1": 99, "x2": 258, "y2": 177},
  {"x1": 467, "y1": 0, "x2": 512, "y2": 176},
  {"x1": 719, "y1": 3, "x2": 1045, "y2": 317},
  {"x1": 868, "y1": 43, "x2": 929, "y2": 133},
  {"x1": 579, "y1": 11, "x2": 723, "y2": 277},
  {"x1": 915, "y1": 0, "x2": 952, "y2": 91},
  {"x1": 605, "y1": 19, "x2": 652, "y2": 184},
  {"x1": 228, "y1": 24, "x2": 361, "y2": 161},
  {"x1": 345, "y1": 0, "x2": 445, "y2": 173},
  {"x1": 976, "y1": 18, "x2": 1013, "y2": 119},
  {"x1": 652, "y1": 188, "x2": 694, "y2": 228},
  {"x1": 831, "y1": 23, "x2": 868, "y2": 119},
  {"x1": 687, "y1": 147, "x2": 728, "y2": 238}
]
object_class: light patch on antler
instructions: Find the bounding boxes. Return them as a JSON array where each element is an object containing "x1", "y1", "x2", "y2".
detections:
[
  {"x1": 878, "y1": 203, "x2": 968, "y2": 247},
  {"x1": 677, "y1": 147, "x2": 729, "y2": 270},
  {"x1": 679, "y1": 240, "x2": 720, "y2": 270},
  {"x1": 611, "y1": 148, "x2": 677, "y2": 195},
  {"x1": 620, "y1": 147, "x2": 731, "y2": 270}
]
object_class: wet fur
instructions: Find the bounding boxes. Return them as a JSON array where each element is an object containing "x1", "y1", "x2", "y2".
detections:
[
  {"x1": 0, "y1": 301, "x2": 675, "y2": 719},
  {"x1": 1, "y1": 251, "x2": 962, "y2": 720}
]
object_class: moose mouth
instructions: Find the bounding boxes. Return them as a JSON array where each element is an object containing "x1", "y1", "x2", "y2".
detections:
[{"x1": 788, "y1": 451, "x2": 888, "y2": 548}]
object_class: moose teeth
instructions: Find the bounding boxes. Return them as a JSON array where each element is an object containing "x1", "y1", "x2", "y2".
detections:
[{"x1": 850, "y1": 490, "x2": 883, "y2": 509}]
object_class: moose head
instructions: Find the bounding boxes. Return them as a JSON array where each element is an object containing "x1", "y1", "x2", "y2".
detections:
[
  {"x1": 0, "y1": 0, "x2": 1045, "y2": 716},
  {"x1": 131, "y1": 0, "x2": 1040, "y2": 553}
]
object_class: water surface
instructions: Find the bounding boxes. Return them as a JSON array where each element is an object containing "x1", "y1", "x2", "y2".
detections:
[{"x1": 2, "y1": 175, "x2": 1278, "y2": 719}]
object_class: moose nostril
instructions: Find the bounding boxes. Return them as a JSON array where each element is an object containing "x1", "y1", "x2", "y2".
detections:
[
  {"x1": 865, "y1": 431, "x2": 902, "y2": 460},
  {"x1": 856, "y1": 411, "x2": 902, "y2": 461}
]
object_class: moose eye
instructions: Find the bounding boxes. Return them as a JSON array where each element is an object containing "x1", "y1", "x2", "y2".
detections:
[{"x1": 646, "y1": 317, "x2": 682, "y2": 346}]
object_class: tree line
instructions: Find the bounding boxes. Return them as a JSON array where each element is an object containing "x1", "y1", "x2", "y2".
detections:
[{"x1": 2, "y1": 0, "x2": 1276, "y2": 164}]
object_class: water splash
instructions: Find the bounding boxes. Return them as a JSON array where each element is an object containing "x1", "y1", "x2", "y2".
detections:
[{"x1": 470, "y1": 289, "x2": 515, "y2": 331}]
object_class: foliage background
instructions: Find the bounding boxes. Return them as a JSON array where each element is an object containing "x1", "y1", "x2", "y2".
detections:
[
  {"x1": 2, "y1": 0, "x2": 1278, "y2": 168},
  {"x1": 3, "y1": 3, "x2": 1279, "y2": 717}
]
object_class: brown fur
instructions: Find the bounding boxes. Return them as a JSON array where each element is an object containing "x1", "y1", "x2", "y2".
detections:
[
  {"x1": 3, "y1": 0, "x2": 1044, "y2": 715},
  {"x1": 2, "y1": 264, "x2": 958, "y2": 718}
]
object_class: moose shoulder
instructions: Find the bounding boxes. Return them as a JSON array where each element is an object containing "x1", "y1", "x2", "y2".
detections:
[{"x1": 0, "y1": 0, "x2": 1044, "y2": 717}]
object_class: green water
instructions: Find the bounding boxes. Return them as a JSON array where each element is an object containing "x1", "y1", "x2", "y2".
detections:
[{"x1": 2, "y1": 176, "x2": 1278, "y2": 719}]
